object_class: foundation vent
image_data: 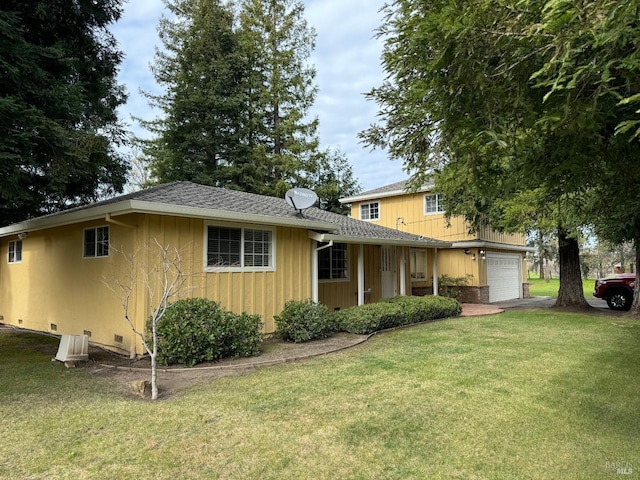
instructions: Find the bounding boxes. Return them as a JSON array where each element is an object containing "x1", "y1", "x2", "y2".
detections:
[
  {"x1": 114, "y1": 334, "x2": 123, "y2": 344},
  {"x1": 50, "y1": 323, "x2": 57, "y2": 331}
]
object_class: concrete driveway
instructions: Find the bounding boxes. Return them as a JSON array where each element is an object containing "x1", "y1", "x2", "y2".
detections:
[{"x1": 492, "y1": 296, "x2": 611, "y2": 310}]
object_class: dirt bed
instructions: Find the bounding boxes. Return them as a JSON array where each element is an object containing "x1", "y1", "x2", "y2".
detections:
[{"x1": 81, "y1": 333, "x2": 368, "y2": 399}]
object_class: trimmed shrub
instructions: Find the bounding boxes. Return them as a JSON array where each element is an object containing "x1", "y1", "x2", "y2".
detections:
[
  {"x1": 438, "y1": 274, "x2": 472, "y2": 299},
  {"x1": 334, "y1": 295, "x2": 461, "y2": 335},
  {"x1": 274, "y1": 300, "x2": 334, "y2": 343},
  {"x1": 149, "y1": 298, "x2": 263, "y2": 367}
]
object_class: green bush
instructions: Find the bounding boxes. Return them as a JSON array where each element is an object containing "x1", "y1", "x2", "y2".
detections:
[
  {"x1": 149, "y1": 298, "x2": 263, "y2": 367},
  {"x1": 334, "y1": 295, "x2": 461, "y2": 335},
  {"x1": 274, "y1": 300, "x2": 334, "y2": 343},
  {"x1": 438, "y1": 274, "x2": 472, "y2": 299}
]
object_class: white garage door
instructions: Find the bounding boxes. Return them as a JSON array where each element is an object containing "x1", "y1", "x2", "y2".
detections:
[{"x1": 487, "y1": 253, "x2": 522, "y2": 303}]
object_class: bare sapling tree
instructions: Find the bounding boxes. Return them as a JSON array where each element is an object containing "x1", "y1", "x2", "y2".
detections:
[{"x1": 105, "y1": 239, "x2": 189, "y2": 400}]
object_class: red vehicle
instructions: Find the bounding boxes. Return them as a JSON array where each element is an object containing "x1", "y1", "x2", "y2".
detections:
[{"x1": 593, "y1": 274, "x2": 636, "y2": 310}]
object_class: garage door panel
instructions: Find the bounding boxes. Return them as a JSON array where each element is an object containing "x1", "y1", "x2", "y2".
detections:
[{"x1": 487, "y1": 254, "x2": 521, "y2": 302}]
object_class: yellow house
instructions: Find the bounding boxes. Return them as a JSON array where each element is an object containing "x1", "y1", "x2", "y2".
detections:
[
  {"x1": 0, "y1": 182, "x2": 450, "y2": 356},
  {"x1": 340, "y1": 180, "x2": 533, "y2": 303}
]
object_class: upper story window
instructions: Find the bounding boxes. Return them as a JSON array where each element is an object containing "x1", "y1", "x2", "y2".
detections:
[
  {"x1": 8, "y1": 240, "x2": 22, "y2": 263},
  {"x1": 424, "y1": 194, "x2": 445, "y2": 215},
  {"x1": 206, "y1": 225, "x2": 273, "y2": 271},
  {"x1": 84, "y1": 226, "x2": 109, "y2": 258},
  {"x1": 360, "y1": 202, "x2": 380, "y2": 221},
  {"x1": 318, "y1": 242, "x2": 348, "y2": 280}
]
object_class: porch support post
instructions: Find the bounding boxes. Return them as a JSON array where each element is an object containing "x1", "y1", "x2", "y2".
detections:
[
  {"x1": 311, "y1": 240, "x2": 319, "y2": 303},
  {"x1": 357, "y1": 244, "x2": 365, "y2": 305},
  {"x1": 432, "y1": 248, "x2": 439, "y2": 296},
  {"x1": 399, "y1": 248, "x2": 406, "y2": 296}
]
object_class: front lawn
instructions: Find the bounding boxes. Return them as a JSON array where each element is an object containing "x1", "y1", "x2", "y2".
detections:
[
  {"x1": 1, "y1": 310, "x2": 639, "y2": 479},
  {"x1": 528, "y1": 275, "x2": 596, "y2": 298}
]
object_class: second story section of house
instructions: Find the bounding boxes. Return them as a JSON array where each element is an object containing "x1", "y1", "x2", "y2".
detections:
[{"x1": 340, "y1": 180, "x2": 526, "y2": 246}]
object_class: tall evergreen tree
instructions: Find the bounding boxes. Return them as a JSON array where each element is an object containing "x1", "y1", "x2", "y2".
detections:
[
  {"x1": 142, "y1": 0, "x2": 249, "y2": 188},
  {"x1": 238, "y1": 0, "x2": 320, "y2": 197},
  {"x1": 0, "y1": 0, "x2": 128, "y2": 226}
]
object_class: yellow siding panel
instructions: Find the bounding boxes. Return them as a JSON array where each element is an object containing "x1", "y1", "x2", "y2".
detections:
[
  {"x1": 351, "y1": 193, "x2": 525, "y2": 245},
  {"x1": 0, "y1": 216, "x2": 139, "y2": 356}
]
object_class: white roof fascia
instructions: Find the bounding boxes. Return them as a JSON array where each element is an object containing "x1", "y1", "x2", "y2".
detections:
[
  {"x1": 451, "y1": 240, "x2": 535, "y2": 253},
  {"x1": 309, "y1": 231, "x2": 451, "y2": 249},
  {"x1": 339, "y1": 184, "x2": 433, "y2": 204},
  {"x1": 0, "y1": 200, "x2": 338, "y2": 238}
]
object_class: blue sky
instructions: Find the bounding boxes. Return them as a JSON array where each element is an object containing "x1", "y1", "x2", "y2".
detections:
[{"x1": 109, "y1": 0, "x2": 407, "y2": 191}]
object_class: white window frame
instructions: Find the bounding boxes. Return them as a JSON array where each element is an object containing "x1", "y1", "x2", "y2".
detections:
[
  {"x1": 360, "y1": 202, "x2": 380, "y2": 221},
  {"x1": 83, "y1": 226, "x2": 109, "y2": 258},
  {"x1": 318, "y1": 242, "x2": 349, "y2": 282},
  {"x1": 204, "y1": 223, "x2": 275, "y2": 272},
  {"x1": 410, "y1": 249, "x2": 428, "y2": 282},
  {"x1": 8, "y1": 239, "x2": 22, "y2": 264},
  {"x1": 424, "y1": 194, "x2": 445, "y2": 215}
]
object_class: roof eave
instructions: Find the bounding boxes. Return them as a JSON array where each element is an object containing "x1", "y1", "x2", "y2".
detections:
[
  {"x1": 309, "y1": 231, "x2": 451, "y2": 248},
  {"x1": 339, "y1": 185, "x2": 432, "y2": 204},
  {"x1": 451, "y1": 240, "x2": 535, "y2": 253},
  {"x1": 0, "y1": 200, "x2": 338, "y2": 237}
]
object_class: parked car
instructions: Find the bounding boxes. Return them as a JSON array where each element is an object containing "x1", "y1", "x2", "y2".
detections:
[{"x1": 593, "y1": 274, "x2": 636, "y2": 310}]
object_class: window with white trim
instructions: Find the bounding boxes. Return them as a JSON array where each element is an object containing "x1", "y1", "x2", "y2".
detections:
[
  {"x1": 424, "y1": 194, "x2": 444, "y2": 214},
  {"x1": 8, "y1": 240, "x2": 22, "y2": 263},
  {"x1": 318, "y1": 243, "x2": 348, "y2": 280},
  {"x1": 84, "y1": 226, "x2": 109, "y2": 258},
  {"x1": 410, "y1": 249, "x2": 427, "y2": 281},
  {"x1": 360, "y1": 202, "x2": 380, "y2": 221},
  {"x1": 206, "y1": 225, "x2": 273, "y2": 270}
]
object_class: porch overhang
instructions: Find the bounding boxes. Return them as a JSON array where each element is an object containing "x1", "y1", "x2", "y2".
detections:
[
  {"x1": 451, "y1": 240, "x2": 535, "y2": 253},
  {"x1": 308, "y1": 231, "x2": 451, "y2": 249}
]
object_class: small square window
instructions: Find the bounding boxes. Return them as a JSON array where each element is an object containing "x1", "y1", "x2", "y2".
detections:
[
  {"x1": 360, "y1": 202, "x2": 380, "y2": 221},
  {"x1": 318, "y1": 243, "x2": 349, "y2": 280},
  {"x1": 8, "y1": 240, "x2": 22, "y2": 263},
  {"x1": 424, "y1": 194, "x2": 444, "y2": 214},
  {"x1": 84, "y1": 226, "x2": 109, "y2": 258}
]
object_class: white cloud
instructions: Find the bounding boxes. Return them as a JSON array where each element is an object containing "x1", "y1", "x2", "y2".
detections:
[{"x1": 111, "y1": 0, "x2": 405, "y2": 190}]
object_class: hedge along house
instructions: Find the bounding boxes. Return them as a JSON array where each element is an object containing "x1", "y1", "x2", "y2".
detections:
[
  {"x1": 0, "y1": 182, "x2": 450, "y2": 356},
  {"x1": 340, "y1": 180, "x2": 534, "y2": 304}
]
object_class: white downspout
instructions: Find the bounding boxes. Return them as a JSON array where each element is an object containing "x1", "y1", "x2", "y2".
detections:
[
  {"x1": 358, "y1": 244, "x2": 365, "y2": 305},
  {"x1": 432, "y1": 248, "x2": 439, "y2": 296},
  {"x1": 312, "y1": 240, "x2": 333, "y2": 303},
  {"x1": 400, "y1": 248, "x2": 406, "y2": 296}
]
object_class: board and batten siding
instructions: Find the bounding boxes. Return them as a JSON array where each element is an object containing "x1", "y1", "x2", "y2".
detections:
[
  {"x1": 0, "y1": 217, "x2": 139, "y2": 356},
  {"x1": 318, "y1": 244, "x2": 382, "y2": 311},
  {"x1": 141, "y1": 215, "x2": 313, "y2": 337},
  {"x1": 351, "y1": 195, "x2": 526, "y2": 245}
]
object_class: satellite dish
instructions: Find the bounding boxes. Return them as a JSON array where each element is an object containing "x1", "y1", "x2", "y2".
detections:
[{"x1": 285, "y1": 188, "x2": 318, "y2": 212}]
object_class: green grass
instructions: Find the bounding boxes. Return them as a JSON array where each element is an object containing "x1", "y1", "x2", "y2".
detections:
[
  {"x1": 528, "y1": 275, "x2": 596, "y2": 298},
  {"x1": 1, "y1": 311, "x2": 639, "y2": 479}
]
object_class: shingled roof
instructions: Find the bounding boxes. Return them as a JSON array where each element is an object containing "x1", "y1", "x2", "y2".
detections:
[
  {"x1": 339, "y1": 179, "x2": 434, "y2": 204},
  {"x1": 0, "y1": 182, "x2": 449, "y2": 248}
]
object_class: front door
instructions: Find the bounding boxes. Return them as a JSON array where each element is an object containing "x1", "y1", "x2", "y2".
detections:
[{"x1": 381, "y1": 246, "x2": 396, "y2": 298}]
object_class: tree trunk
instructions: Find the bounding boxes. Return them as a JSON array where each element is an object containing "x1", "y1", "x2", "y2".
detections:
[
  {"x1": 628, "y1": 240, "x2": 640, "y2": 316},
  {"x1": 151, "y1": 354, "x2": 158, "y2": 400},
  {"x1": 555, "y1": 227, "x2": 590, "y2": 308}
]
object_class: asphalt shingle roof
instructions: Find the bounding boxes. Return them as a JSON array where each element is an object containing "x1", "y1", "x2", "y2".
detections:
[{"x1": 3, "y1": 182, "x2": 449, "y2": 247}]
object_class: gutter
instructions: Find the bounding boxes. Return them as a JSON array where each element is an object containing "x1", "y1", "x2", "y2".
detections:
[{"x1": 451, "y1": 240, "x2": 535, "y2": 253}]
